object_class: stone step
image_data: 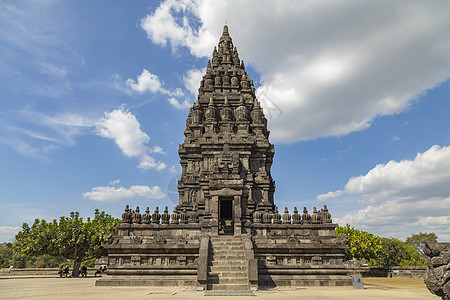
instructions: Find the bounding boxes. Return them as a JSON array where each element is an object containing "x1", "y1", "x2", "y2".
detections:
[
  {"x1": 209, "y1": 266, "x2": 247, "y2": 272},
  {"x1": 208, "y1": 271, "x2": 247, "y2": 277},
  {"x1": 211, "y1": 244, "x2": 243, "y2": 248},
  {"x1": 208, "y1": 255, "x2": 245, "y2": 260},
  {"x1": 208, "y1": 260, "x2": 246, "y2": 266},
  {"x1": 207, "y1": 284, "x2": 249, "y2": 291},
  {"x1": 207, "y1": 277, "x2": 249, "y2": 284},
  {"x1": 209, "y1": 248, "x2": 244, "y2": 252}
]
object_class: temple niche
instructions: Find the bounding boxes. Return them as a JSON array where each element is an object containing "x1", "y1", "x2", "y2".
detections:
[{"x1": 97, "y1": 26, "x2": 352, "y2": 290}]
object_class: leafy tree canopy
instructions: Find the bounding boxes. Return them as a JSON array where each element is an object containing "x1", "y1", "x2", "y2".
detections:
[
  {"x1": 405, "y1": 232, "x2": 437, "y2": 256},
  {"x1": 374, "y1": 237, "x2": 427, "y2": 267},
  {"x1": 335, "y1": 224, "x2": 382, "y2": 262},
  {"x1": 13, "y1": 209, "x2": 120, "y2": 276}
]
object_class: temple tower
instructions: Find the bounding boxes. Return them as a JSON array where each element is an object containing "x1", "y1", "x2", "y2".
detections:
[
  {"x1": 177, "y1": 25, "x2": 275, "y2": 235},
  {"x1": 99, "y1": 25, "x2": 352, "y2": 290}
]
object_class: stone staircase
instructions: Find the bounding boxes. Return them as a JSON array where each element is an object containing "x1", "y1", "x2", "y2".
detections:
[{"x1": 207, "y1": 235, "x2": 249, "y2": 290}]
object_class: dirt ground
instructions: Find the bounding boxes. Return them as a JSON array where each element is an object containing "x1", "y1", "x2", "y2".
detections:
[{"x1": 0, "y1": 276, "x2": 439, "y2": 300}]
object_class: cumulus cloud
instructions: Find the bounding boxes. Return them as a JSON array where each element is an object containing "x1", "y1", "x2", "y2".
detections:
[
  {"x1": 140, "y1": 0, "x2": 216, "y2": 57},
  {"x1": 125, "y1": 68, "x2": 194, "y2": 110},
  {"x1": 317, "y1": 145, "x2": 450, "y2": 239},
  {"x1": 183, "y1": 68, "x2": 205, "y2": 95},
  {"x1": 141, "y1": 0, "x2": 450, "y2": 143},
  {"x1": 83, "y1": 184, "x2": 165, "y2": 203},
  {"x1": 167, "y1": 97, "x2": 191, "y2": 110},
  {"x1": 0, "y1": 226, "x2": 20, "y2": 242},
  {"x1": 95, "y1": 107, "x2": 166, "y2": 170}
]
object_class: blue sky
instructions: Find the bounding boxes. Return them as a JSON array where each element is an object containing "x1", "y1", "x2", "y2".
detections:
[{"x1": 1, "y1": 0, "x2": 449, "y2": 242}]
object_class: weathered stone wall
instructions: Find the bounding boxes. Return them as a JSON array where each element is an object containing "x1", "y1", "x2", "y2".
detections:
[
  {"x1": 0, "y1": 268, "x2": 97, "y2": 276},
  {"x1": 348, "y1": 266, "x2": 426, "y2": 278}
]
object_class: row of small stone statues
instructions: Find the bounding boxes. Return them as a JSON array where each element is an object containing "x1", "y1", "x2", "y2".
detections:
[
  {"x1": 121, "y1": 204, "x2": 332, "y2": 225},
  {"x1": 121, "y1": 205, "x2": 196, "y2": 224},
  {"x1": 253, "y1": 205, "x2": 332, "y2": 224}
]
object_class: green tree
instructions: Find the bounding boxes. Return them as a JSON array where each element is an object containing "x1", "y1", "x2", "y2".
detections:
[
  {"x1": 335, "y1": 224, "x2": 382, "y2": 262},
  {"x1": 0, "y1": 242, "x2": 13, "y2": 268},
  {"x1": 13, "y1": 209, "x2": 120, "y2": 276},
  {"x1": 405, "y1": 232, "x2": 438, "y2": 256},
  {"x1": 374, "y1": 237, "x2": 427, "y2": 267}
]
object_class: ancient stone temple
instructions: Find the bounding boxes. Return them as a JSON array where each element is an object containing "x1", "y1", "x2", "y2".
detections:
[{"x1": 97, "y1": 26, "x2": 351, "y2": 290}]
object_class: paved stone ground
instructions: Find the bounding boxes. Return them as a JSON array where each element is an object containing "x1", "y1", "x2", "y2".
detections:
[{"x1": 0, "y1": 276, "x2": 439, "y2": 299}]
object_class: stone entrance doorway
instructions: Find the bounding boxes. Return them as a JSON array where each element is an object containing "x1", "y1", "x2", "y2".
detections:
[{"x1": 219, "y1": 197, "x2": 233, "y2": 235}]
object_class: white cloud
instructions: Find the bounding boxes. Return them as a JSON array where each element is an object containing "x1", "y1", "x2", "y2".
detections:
[
  {"x1": 183, "y1": 68, "x2": 205, "y2": 95},
  {"x1": 141, "y1": 0, "x2": 450, "y2": 143},
  {"x1": 167, "y1": 97, "x2": 191, "y2": 110},
  {"x1": 126, "y1": 69, "x2": 165, "y2": 94},
  {"x1": 0, "y1": 226, "x2": 20, "y2": 243},
  {"x1": 140, "y1": 0, "x2": 216, "y2": 57},
  {"x1": 318, "y1": 145, "x2": 450, "y2": 240},
  {"x1": 83, "y1": 185, "x2": 165, "y2": 203},
  {"x1": 126, "y1": 68, "x2": 184, "y2": 97},
  {"x1": 151, "y1": 145, "x2": 166, "y2": 155},
  {"x1": 124, "y1": 68, "x2": 190, "y2": 110},
  {"x1": 95, "y1": 107, "x2": 166, "y2": 170},
  {"x1": 109, "y1": 179, "x2": 120, "y2": 186},
  {"x1": 319, "y1": 145, "x2": 450, "y2": 203}
]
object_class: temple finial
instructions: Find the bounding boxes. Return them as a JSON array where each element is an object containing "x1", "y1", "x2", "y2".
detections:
[{"x1": 223, "y1": 25, "x2": 229, "y2": 35}]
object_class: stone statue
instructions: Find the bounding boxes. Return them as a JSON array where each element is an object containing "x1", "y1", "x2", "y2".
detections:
[
  {"x1": 302, "y1": 207, "x2": 311, "y2": 224},
  {"x1": 282, "y1": 207, "x2": 291, "y2": 224},
  {"x1": 292, "y1": 207, "x2": 301, "y2": 224},
  {"x1": 321, "y1": 205, "x2": 332, "y2": 223},
  {"x1": 311, "y1": 207, "x2": 321, "y2": 224},
  {"x1": 170, "y1": 208, "x2": 179, "y2": 224},
  {"x1": 272, "y1": 207, "x2": 282, "y2": 224},
  {"x1": 152, "y1": 207, "x2": 161, "y2": 224},
  {"x1": 161, "y1": 206, "x2": 170, "y2": 224},
  {"x1": 132, "y1": 206, "x2": 141, "y2": 224},
  {"x1": 122, "y1": 205, "x2": 132, "y2": 223},
  {"x1": 142, "y1": 207, "x2": 151, "y2": 224}
]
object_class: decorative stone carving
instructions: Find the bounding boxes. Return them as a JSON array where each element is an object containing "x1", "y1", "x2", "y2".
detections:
[
  {"x1": 272, "y1": 207, "x2": 281, "y2": 224},
  {"x1": 292, "y1": 207, "x2": 301, "y2": 224},
  {"x1": 122, "y1": 205, "x2": 131, "y2": 223},
  {"x1": 161, "y1": 206, "x2": 170, "y2": 224},
  {"x1": 189, "y1": 204, "x2": 199, "y2": 223},
  {"x1": 302, "y1": 207, "x2": 311, "y2": 224},
  {"x1": 231, "y1": 71, "x2": 239, "y2": 87},
  {"x1": 236, "y1": 97, "x2": 248, "y2": 121},
  {"x1": 282, "y1": 207, "x2": 291, "y2": 224},
  {"x1": 170, "y1": 208, "x2": 179, "y2": 224},
  {"x1": 142, "y1": 207, "x2": 151, "y2": 224},
  {"x1": 180, "y1": 208, "x2": 189, "y2": 224},
  {"x1": 132, "y1": 206, "x2": 141, "y2": 224},
  {"x1": 205, "y1": 97, "x2": 217, "y2": 121},
  {"x1": 253, "y1": 210, "x2": 262, "y2": 224},
  {"x1": 220, "y1": 97, "x2": 233, "y2": 121},
  {"x1": 152, "y1": 207, "x2": 161, "y2": 224},
  {"x1": 311, "y1": 207, "x2": 321, "y2": 224},
  {"x1": 322, "y1": 205, "x2": 332, "y2": 223},
  {"x1": 263, "y1": 208, "x2": 272, "y2": 224}
]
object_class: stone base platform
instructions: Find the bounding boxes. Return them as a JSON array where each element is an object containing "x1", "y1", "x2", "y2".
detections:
[
  {"x1": 95, "y1": 275, "x2": 198, "y2": 287},
  {"x1": 258, "y1": 274, "x2": 352, "y2": 287}
]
